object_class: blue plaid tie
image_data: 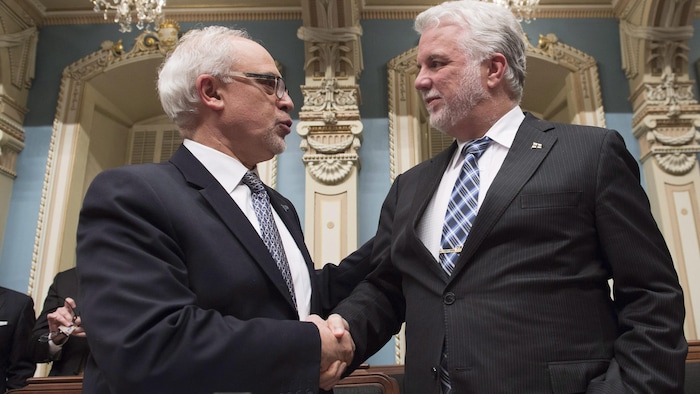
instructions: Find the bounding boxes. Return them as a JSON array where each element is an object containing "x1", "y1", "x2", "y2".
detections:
[
  {"x1": 438, "y1": 136, "x2": 491, "y2": 394},
  {"x1": 242, "y1": 171, "x2": 297, "y2": 308},
  {"x1": 439, "y1": 136, "x2": 492, "y2": 275}
]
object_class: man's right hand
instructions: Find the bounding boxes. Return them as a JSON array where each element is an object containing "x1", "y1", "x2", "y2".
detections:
[
  {"x1": 307, "y1": 314, "x2": 354, "y2": 390},
  {"x1": 47, "y1": 297, "x2": 86, "y2": 341}
]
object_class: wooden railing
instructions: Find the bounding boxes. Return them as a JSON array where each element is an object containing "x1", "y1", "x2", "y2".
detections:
[
  {"x1": 8, "y1": 366, "x2": 402, "y2": 394},
  {"x1": 9, "y1": 342, "x2": 699, "y2": 394},
  {"x1": 8, "y1": 376, "x2": 82, "y2": 393},
  {"x1": 688, "y1": 339, "x2": 700, "y2": 362}
]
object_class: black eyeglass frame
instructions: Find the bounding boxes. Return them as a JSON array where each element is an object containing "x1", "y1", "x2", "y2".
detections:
[{"x1": 224, "y1": 71, "x2": 287, "y2": 99}]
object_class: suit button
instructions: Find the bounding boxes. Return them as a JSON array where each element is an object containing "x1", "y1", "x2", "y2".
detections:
[
  {"x1": 443, "y1": 292, "x2": 456, "y2": 305},
  {"x1": 432, "y1": 367, "x2": 438, "y2": 380}
]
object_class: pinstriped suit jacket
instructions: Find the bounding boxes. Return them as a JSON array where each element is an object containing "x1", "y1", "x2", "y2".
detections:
[{"x1": 335, "y1": 113, "x2": 687, "y2": 393}]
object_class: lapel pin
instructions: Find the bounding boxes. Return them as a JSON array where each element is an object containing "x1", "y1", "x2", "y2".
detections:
[
  {"x1": 281, "y1": 204, "x2": 289, "y2": 212},
  {"x1": 531, "y1": 142, "x2": 542, "y2": 149}
]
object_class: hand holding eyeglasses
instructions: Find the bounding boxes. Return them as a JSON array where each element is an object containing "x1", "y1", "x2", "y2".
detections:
[{"x1": 41, "y1": 297, "x2": 86, "y2": 346}]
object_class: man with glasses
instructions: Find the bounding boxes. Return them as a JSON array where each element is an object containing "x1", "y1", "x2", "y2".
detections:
[
  {"x1": 225, "y1": 71, "x2": 287, "y2": 99},
  {"x1": 76, "y1": 26, "x2": 372, "y2": 394}
]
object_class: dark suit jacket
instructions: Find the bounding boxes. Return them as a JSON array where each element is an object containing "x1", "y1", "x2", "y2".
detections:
[
  {"x1": 76, "y1": 145, "x2": 373, "y2": 394},
  {"x1": 334, "y1": 114, "x2": 687, "y2": 393},
  {"x1": 30, "y1": 268, "x2": 90, "y2": 376},
  {"x1": 0, "y1": 287, "x2": 36, "y2": 392}
]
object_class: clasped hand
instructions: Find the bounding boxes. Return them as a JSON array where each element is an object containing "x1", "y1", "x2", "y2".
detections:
[{"x1": 306, "y1": 313, "x2": 354, "y2": 390}]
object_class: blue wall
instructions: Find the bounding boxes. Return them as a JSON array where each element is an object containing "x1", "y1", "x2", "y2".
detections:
[{"x1": 2, "y1": 15, "x2": 699, "y2": 366}]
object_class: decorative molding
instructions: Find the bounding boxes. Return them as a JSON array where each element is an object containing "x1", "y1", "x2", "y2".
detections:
[
  {"x1": 301, "y1": 79, "x2": 361, "y2": 117},
  {"x1": 530, "y1": 6, "x2": 614, "y2": 19},
  {"x1": 0, "y1": 114, "x2": 23, "y2": 142},
  {"x1": 519, "y1": 33, "x2": 597, "y2": 79},
  {"x1": 297, "y1": 115, "x2": 363, "y2": 185},
  {"x1": 530, "y1": 33, "x2": 598, "y2": 71},
  {"x1": 360, "y1": 5, "x2": 617, "y2": 19},
  {"x1": 653, "y1": 148, "x2": 698, "y2": 175},
  {"x1": 0, "y1": 26, "x2": 38, "y2": 90},
  {"x1": 5, "y1": 12, "x2": 40, "y2": 288},
  {"x1": 297, "y1": 0, "x2": 364, "y2": 80},
  {"x1": 37, "y1": 9, "x2": 303, "y2": 26},
  {"x1": 650, "y1": 127, "x2": 697, "y2": 147},
  {"x1": 0, "y1": 128, "x2": 24, "y2": 178},
  {"x1": 618, "y1": 0, "x2": 695, "y2": 80},
  {"x1": 620, "y1": 0, "x2": 700, "y2": 177},
  {"x1": 387, "y1": 46, "x2": 420, "y2": 181},
  {"x1": 21, "y1": 2, "x2": 700, "y2": 26},
  {"x1": 0, "y1": 4, "x2": 36, "y2": 193},
  {"x1": 304, "y1": 153, "x2": 359, "y2": 184},
  {"x1": 297, "y1": 0, "x2": 365, "y2": 184},
  {"x1": 35, "y1": 7, "x2": 627, "y2": 24},
  {"x1": 29, "y1": 27, "x2": 179, "y2": 298},
  {"x1": 645, "y1": 72, "x2": 696, "y2": 117},
  {"x1": 297, "y1": 0, "x2": 363, "y2": 264},
  {"x1": 28, "y1": 115, "x2": 55, "y2": 297},
  {"x1": 635, "y1": 115, "x2": 700, "y2": 175}
]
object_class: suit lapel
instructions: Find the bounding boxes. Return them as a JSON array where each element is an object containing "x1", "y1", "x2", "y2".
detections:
[
  {"x1": 170, "y1": 146, "x2": 297, "y2": 311},
  {"x1": 268, "y1": 190, "x2": 314, "y2": 271},
  {"x1": 451, "y1": 114, "x2": 557, "y2": 277}
]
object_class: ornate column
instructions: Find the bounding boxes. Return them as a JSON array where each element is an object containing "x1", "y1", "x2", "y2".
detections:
[
  {"x1": 616, "y1": 0, "x2": 700, "y2": 339},
  {"x1": 0, "y1": 1, "x2": 37, "y2": 266},
  {"x1": 297, "y1": 0, "x2": 363, "y2": 267}
]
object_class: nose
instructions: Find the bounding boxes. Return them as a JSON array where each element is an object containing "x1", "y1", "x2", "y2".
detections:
[
  {"x1": 414, "y1": 68, "x2": 430, "y2": 91},
  {"x1": 278, "y1": 91, "x2": 294, "y2": 112}
]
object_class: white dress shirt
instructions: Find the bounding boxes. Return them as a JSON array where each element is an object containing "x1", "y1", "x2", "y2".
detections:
[
  {"x1": 183, "y1": 139, "x2": 312, "y2": 320},
  {"x1": 417, "y1": 106, "x2": 525, "y2": 261}
]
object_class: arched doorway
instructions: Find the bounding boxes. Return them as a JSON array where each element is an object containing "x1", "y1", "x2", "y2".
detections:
[{"x1": 28, "y1": 30, "x2": 172, "y2": 311}]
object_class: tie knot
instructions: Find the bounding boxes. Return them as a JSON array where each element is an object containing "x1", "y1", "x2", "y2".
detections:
[
  {"x1": 241, "y1": 171, "x2": 266, "y2": 194},
  {"x1": 462, "y1": 136, "x2": 492, "y2": 160}
]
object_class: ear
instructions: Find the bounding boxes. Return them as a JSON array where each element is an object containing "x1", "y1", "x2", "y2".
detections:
[
  {"x1": 485, "y1": 53, "x2": 507, "y2": 89},
  {"x1": 197, "y1": 74, "x2": 225, "y2": 111}
]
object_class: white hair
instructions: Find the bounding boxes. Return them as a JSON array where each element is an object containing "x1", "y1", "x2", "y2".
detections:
[
  {"x1": 415, "y1": 0, "x2": 527, "y2": 102},
  {"x1": 157, "y1": 26, "x2": 251, "y2": 136}
]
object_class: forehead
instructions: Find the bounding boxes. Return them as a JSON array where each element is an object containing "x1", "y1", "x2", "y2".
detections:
[
  {"x1": 416, "y1": 24, "x2": 467, "y2": 62},
  {"x1": 233, "y1": 38, "x2": 278, "y2": 73}
]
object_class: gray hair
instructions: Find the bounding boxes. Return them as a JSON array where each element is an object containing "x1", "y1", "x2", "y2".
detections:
[
  {"x1": 157, "y1": 26, "x2": 251, "y2": 136},
  {"x1": 415, "y1": 0, "x2": 527, "y2": 102}
]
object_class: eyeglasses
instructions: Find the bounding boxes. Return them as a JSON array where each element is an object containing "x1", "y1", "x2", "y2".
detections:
[{"x1": 224, "y1": 71, "x2": 287, "y2": 99}]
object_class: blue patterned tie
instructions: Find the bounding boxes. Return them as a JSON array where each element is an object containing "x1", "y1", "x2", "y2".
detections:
[
  {"x1": 439, "y1": 136, "x2": 492, "y2": 275},
  {"x1": 242, "y1": 171, "x2": 297, "y2": 308},
  {"x1": 438, "y1": 136, "x2": 491, "y2": 394}
]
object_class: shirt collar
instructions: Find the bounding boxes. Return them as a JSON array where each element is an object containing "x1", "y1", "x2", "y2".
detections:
[
  {"x1": 455, "y1": 105, "x2": 525, "y2": 152},
  {"x1": 183, "y1": 139, "x2": 252, "y2": 193}
]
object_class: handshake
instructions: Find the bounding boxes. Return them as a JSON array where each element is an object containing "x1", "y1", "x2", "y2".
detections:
[{"x1": 307, "y1": 313, "x2": 354, "y2": 390}]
